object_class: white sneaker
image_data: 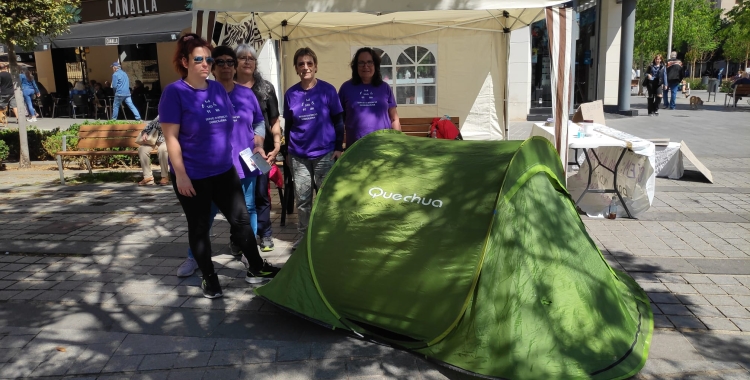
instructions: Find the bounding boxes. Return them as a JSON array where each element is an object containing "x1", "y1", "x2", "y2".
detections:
[
  {"x1": 30, "y1": 117, "x2": 37, "y2": 122},
  {"x1": 176, "y1": 257, "x2": 198, "y2": 277}
]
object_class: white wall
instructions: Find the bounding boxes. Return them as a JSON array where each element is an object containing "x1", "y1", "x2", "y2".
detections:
[
  {"x1": 157, "y1": 42, "x2": 180, "y2": 86},
  {"x1": 86, "y1": 46, "x2": 119, "y2": 85},
  {"x1": 507, "y1": 26, "x2": 532, "y2": 121},
  {"x1": 597, "y1": 0, "x2": 622, "y2": 106}
]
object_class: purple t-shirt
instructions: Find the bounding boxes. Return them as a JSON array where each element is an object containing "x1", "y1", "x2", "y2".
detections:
[
  {"x1": 338, "y1": 80, "x2": 396, "y2": 147},
  {"x1": 159, "y1": 80, "x2": 235, "y2": 180},
  {"x1": 283, "y1": 79, "x2": 343, "y2": 159},
  {"x1": 228, "y1": 84, "x2": 265, "y2": 179}
]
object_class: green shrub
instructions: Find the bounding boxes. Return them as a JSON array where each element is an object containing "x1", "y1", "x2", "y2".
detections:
[
  {"x1": 0, "y1": 140, "x2": 9, "y2": 162},
  {"x1": 684, "y1": 78, "x2": 706, "y2": 91},
  {"x1": 0, "y1": 127, "x2": 56, "y2": 161},
  {"x1": 720, "y1": 80, "x2": 733, "y2": 93}
]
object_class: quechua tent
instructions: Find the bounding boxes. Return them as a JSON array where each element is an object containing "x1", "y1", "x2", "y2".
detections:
[{"x1": 256, "y1": 130, "x2": 653, "y2": 380}]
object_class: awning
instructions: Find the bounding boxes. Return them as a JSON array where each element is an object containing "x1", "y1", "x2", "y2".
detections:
[{"x1": 45, "y1": 11, "x2": 191, "y2": 48}]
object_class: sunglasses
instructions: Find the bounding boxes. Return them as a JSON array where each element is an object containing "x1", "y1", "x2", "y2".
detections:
[
  {"x1": 193, "y1": 56, "x2": 215, "y2": 65},
  {"x1": 215, "y1": 59, "x2": 236, "y2": 67}
]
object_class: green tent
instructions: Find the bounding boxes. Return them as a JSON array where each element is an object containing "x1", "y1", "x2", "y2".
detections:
[{"x1": 256, "y1": 130, "x2": 652, "y2": 379}]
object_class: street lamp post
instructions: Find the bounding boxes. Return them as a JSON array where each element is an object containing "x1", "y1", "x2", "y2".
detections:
[{"x1": 667, "y1": 0, "x2": 675, "y2": 55}]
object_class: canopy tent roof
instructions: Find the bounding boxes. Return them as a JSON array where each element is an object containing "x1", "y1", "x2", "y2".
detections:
[
  {"x1": 193, "y1": 0, "x2": 567, "y2": 13},
  {"x1": 194, "y1": 0, "x2": 568, "y2": 36}
]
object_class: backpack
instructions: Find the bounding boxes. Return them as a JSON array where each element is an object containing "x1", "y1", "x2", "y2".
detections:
[{"x1": 428, "y1": 117, "x2": 463, "y2": 140}]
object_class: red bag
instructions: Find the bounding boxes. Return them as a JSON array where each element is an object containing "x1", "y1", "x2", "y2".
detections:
[{"x1": 429, "y1": 117, "x2": 463, "y2": 140}]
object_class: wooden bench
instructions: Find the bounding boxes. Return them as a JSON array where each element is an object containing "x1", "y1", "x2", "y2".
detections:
[
  {"x1": 55, "y1": 123, "x2": 152, "y2": 185},
  {"x1": 725, "y1": 84, "x2": 750, "y2": 107},
  {"x1": 400, "y1": 117, "x2": 460, "y2": 137}
]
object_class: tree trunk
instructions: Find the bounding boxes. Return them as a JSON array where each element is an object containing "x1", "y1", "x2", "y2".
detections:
[
  {"x1": 7, "y1": 43, "x2": 31, "y2": 169},
  {"x1": 692, "y1": 59, "x2": 697, "y2": 79}
]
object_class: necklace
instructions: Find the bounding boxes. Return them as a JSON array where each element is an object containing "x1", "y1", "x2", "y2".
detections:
[
  {"x1": 182, "y1": 79, "x2": 206, "y2": 90},
  {"x1": 301, "y1": 79, "x2": 317, "y2": 91}
]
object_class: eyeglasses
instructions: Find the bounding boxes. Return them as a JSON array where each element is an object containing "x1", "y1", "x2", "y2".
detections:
[
  {"x1": 238, "y1": 56, "x2": 257, "y2": 62},
  {"x1": 357, "y1": 60, "x2": 374, "y2": 67},
  {"x1": 215, "y1": 59, "x2": 236, "y2": 67},
  {"x1": 193, "y1": 56, "x2": 215, "y2": 65}
]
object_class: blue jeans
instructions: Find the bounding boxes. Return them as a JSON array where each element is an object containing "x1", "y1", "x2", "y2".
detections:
[
  {"x1": 186, "y1": 176, "x2": 257, "y2": 259},
  {"x1": 112, "y1": 95, "x2": 141, "y2": 120},
  {"x1": 663, "y1": 83, "x2": 679, "y2": 109},
  {"x1": 22, "y1": 89, "x2": 36, "y2": 117}
]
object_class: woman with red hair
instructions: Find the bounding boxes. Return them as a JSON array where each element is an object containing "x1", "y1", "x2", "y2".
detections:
[{"x1": 158, "y1": 34, "x2": 279, "y2": 299}]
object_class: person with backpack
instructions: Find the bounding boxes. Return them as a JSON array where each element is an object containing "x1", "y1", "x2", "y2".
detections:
[{"x1": 338, "y1": 47, "x2": 401, "y2": 148}]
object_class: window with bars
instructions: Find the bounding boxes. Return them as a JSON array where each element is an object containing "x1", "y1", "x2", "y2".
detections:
[{"x1": 354, "y1": 45, "x2": 437, "y2": 105}]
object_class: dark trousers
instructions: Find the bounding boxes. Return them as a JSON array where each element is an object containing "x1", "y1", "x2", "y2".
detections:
[
  {"x1": 255, "y1": 172, "x2": 273, "y2": 238},
  {"x1": 647, "y1": 82, "x2": 663, "y2": 114},
  {"x1": 171, "y1": 167, "x2": 263, "y2": 276}
]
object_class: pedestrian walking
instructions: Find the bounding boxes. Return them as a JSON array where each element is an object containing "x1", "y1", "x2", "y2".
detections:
[
  {"x1": 284, "y1": 47, "x2": 344, "y2": 250},
  {"x1": 0, "y1": 63, "x2": 18, "y2": 123},
  {"x1": 159, "y1": 34, "x2": 278, "y2": 298},
  {"x1": 110, "y1": 61, "x2": 142, "y2": 121},
  {"x1": 663, "y1": 51, "x2": 684, "y2": 110},
  {"x1": 338, "y1": 47, "x2": 401, "y2": 148},
  {"x1": 234, "y1": 43, "x2": 282, "y2": 253},
  {"x1": 19, "y1": 67, "x2": 39, "y2": 122},
  {"x1": 645, "y1": 54, "x2": 667, "y2": 116}
]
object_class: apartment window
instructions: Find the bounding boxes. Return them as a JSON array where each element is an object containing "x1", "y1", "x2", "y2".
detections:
[{"x1": 353, "y1": 45, "x2": 437, "y2": 105}]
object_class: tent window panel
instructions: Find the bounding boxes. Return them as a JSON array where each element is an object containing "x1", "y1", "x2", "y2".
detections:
[
  {"x1": 381, "y1": 67, "x2": 393, "y2": 84},
  {"x1": 417, "y1": 66, "x2": 436, "y2": 84},
  {"x1": 351, "y1": 44, "x2": 436, "y2": 106},
  {"x1": 397, "y1": 66, "x2": 416, "y2": 84},
  {"x1": 397, "y1": 86, "x2": 416, "y2": 104},
  {"x1": 418, "y1": 86, "x2": 436, "y2": 104}
]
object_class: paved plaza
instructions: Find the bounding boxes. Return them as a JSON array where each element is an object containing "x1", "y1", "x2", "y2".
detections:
[{"x1": 0, "y1": 92, "x2": 748, "y2": 379}]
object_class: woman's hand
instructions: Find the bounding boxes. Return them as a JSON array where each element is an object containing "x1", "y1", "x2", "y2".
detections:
[
  {"x1": 140, "y1": 132, "x2": 149, "y2": 143},
  {"x1": 266, "y1": 148, "x2": 279, "y2": 165},
  {"x1": 176, "y1": 174, "x2": 196, "y2": 197},
  {"x1": 333, "y1": 150, "x2": 343, "y2": 161}
]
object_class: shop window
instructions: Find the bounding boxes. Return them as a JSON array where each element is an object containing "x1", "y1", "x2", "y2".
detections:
[{"x1": 353, "y1": 45, "x2": 437, "y2": 105}]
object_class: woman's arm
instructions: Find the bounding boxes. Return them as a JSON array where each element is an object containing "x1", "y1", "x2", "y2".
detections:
[
  {"x1": 388, "y1": 107, "x2": 401, "y2": 131},
  {"x1": 266, "y1": 117, "x2": 281, "y2": 165},
  {"x1": 331, "y1": 112, "x2": 344, "y2": 160},
  {"x1": 161, "y1": 122, "x2": 195, "y2": 197}
]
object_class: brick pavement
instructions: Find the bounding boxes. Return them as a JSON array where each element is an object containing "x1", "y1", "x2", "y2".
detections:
[{"x1": 0, "y1": 92, "x2": 748, "y2": 379}]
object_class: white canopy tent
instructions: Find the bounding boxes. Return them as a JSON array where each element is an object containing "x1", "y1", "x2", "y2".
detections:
[{"x1": 192, "y1": 0, "x2": 567, "y2": 140}]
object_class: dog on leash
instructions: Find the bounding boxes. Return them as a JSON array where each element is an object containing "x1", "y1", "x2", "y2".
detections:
[{"x1": 689, "y1": 96, "x2": 704, "y2": 110}]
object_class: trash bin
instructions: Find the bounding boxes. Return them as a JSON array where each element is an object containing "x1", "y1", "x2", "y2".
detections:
[
  {"x1": 701, "y1": 76, "x2": 710, "y2": 86},
  {"x1": 708, "y1": 79, "x2": 719, "y2": 93}
]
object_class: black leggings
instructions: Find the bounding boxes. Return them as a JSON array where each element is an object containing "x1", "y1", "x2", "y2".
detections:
[
  {"x1": 646, "y1": 82, "x2": 663, "y2": 114},
  {"x1": 255, "y1": 172, "x2": 273, "y2": 238},
  {"x1": 171, "y1": 167, "x2": 263, "y2": 276}
]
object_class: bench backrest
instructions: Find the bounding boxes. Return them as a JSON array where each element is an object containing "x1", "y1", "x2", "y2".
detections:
[
  {"x1": 77, "y1": 124, "x2": 147, "y2": 150},
  {"x1": 400, "y1": 117, "x2": 460, "y2": 138},
  {"x1": 734, "y1": 84, "x2": 750, "y2": 96}
]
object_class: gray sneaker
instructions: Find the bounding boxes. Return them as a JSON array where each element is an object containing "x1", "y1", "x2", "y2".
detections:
[
  {"x1": 260, "y1": 236, "x2": 274, "y2": 252},
  {"x1": 177, "y1": 257, "x2": 198, "y2": 277}
]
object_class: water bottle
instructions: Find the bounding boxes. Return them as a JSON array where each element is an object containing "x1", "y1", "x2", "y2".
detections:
[{"x1": 607, "y1": 197, "x2": 618, "y2": 219}]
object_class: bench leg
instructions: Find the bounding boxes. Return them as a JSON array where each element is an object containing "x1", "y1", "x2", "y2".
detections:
[
  {"x1": 56, "y1": 155, "x2": 65, "y2": 185},
  {"x1": 84, "y1": 157, "x2": 92, "y2": 175}
]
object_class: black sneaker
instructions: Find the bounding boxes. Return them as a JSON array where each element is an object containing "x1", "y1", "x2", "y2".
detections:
[
  {"x1": 246, "y1": 260, "x2": 281, "y2": 284},
  {"x1": 229, "y1": 240, "x2": 242, "y2": 259},
  {"x1": 201, "y1": 273, "x2": 223, "y2": 299},
  {"x1": 260, "y1": 236, "x2": 274, "y2": 252}
]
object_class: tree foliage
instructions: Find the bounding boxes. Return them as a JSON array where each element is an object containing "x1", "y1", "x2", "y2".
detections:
[
  {"x1": 722, "y1": 0, "x2": 750, "y2": 68},
  {"x1": 0, "y1": 0, "x2": 78, "y2": 167}
]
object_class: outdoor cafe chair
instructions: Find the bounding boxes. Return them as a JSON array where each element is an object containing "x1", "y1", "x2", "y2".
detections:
[
  {"x1": 52, "y1": 96, "x2": 72, "y2": 118},
  {"x1": 71, "y1": 94, "x2": 91, "y2": 119}
]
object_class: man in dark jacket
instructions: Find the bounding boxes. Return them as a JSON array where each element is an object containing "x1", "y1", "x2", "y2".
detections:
[{"x1": 663, "y1": 51, "x2": 684, "y2": 110}]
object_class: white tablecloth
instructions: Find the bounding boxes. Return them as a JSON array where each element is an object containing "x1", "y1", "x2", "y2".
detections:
[{"x1": 531, "y1": 123, "x2": 656, "y2": 218}]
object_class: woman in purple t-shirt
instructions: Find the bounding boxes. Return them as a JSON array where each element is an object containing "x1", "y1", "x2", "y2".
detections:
[
  {"x1": 158, "y1": 34, "x2": 278, "y2": 299},
  {"x1": 283, "y1": 47, "x2": 345, "y2": 250},
  {"x1": 339, "y1": 47, "x2": 401, "y2": 147}
]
